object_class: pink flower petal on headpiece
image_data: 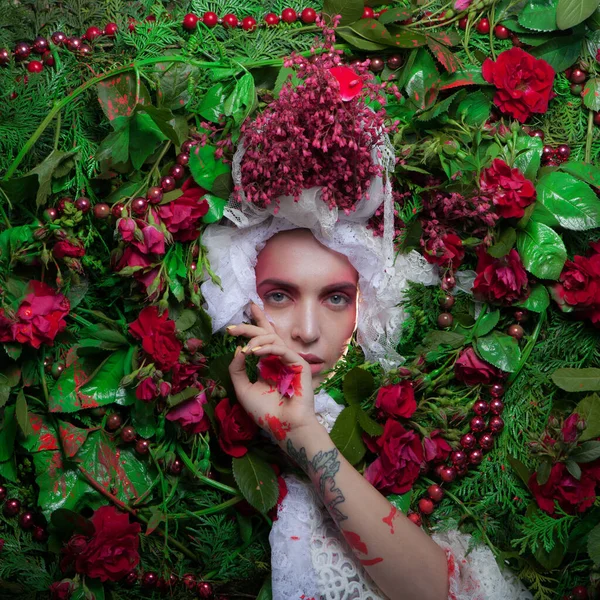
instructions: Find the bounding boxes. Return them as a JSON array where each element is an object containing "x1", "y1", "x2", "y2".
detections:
[{"x1": 329, "y1": 66, "x2": 364, "y2": 101}]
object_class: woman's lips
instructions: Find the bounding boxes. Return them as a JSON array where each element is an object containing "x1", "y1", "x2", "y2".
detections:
[{"x1": 298, "y1": 353, "x2": 325, "y2": 375}]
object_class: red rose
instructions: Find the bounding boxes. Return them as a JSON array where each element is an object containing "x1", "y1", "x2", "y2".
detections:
[
  {"x1": 423, "y1": 233, "x2": 465, "y2": 269},
  {"x1": 528, "y1": 463, "x2": 597, "y2": 515},
  {"x1": 50, "y1": 580, "x2": 74, "y2": 600},
  {"x1": 214, "y1": 398, "x2": 258, "y2": 458},
  {"x1": 480, "y1": 159, "x2": 536, "y2": 219},
  {"x1": 157, "y1": 178, "x2": 208, "y2": 242},
  {"x1": 73, "y1": 506, "x2": 141, "y2": 582},
  {"x1": 117, "y1": 218, "x2": 136, "y2": 242},
  {"x1": 455, "y1": 347, "x2": 503, "y2": 386},
  {"x1": 482, "y1": 48, "x2": 555, "y2": 123},
  {"x1": 375, "y1": 382, "x2": 417, "y2": 419},
  {"x1": 129, "y1": 306, "x2": 182, "y2": 371},
  {"x1": 131, "y1": 225, "x2": 165, "y2": 255},
  {"x1": 133, "y1": 267, "x2": 165, "y2": 300},
  {"x1": 9, "y1": 281, "x2": 70, "y2": 349},
  {"x1": 472, "y1": 248, "x2": 529, "y2": 305},
  {"x1": 364, "y1": 418, "x2": 423, "y2": 495},
  {"x1": 114, "y1": 246, "x2": 154, "y2": 272},
  {"x1": 170, "y1": 361, "x2": 204, "y2": 394},
  {"x1": 53, "y1": 240, "x2": 86, "y2": 259},
  {"x1": 554, "y1": 256, "x2": 600, "y2": 308},
  {"x1": 422, "y1": 429, "x2": 453, "y2": 463},
  {"x1": 135, "y1": 377, "x2": 158, "y2": 402},
  {"x1": 166, "y1": 391, "x2": 210, "y2": 434}
]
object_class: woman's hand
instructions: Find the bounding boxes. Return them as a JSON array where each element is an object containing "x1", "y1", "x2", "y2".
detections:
[{"x1": 227, "y1": 303, "x2": 318, "y2": 444}]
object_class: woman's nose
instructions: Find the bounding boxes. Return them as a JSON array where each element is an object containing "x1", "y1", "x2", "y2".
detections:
[{"x1": 291, "y1": 300, "x2": 320, "y2": 344}]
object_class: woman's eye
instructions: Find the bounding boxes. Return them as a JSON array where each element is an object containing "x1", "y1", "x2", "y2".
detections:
[
  {"x1": 328, "y1": 294, "x2": 349, "y2": 306},
  {"x1": 267, "y1": 292, "x2": 288, "y2": 303}
]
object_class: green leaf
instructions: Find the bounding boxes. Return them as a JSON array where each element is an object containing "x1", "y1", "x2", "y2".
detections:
[
  {"x1": 508, "y1": 455, "x2": 533, "y2": 487},
  {"x1": 516, "y1": 284, "x2": 550, "y2": 313},
  {"x1": 97, "y1": 73, "x2": 150, "y2": 121},
  {"x1": 21, "y1": 413, "x2": 58, "y2": 452},
  {"x1": 456, "y1": 90, "x2": 492, "y2": 126},
  {"x1": 357, "y1": 408, "x2": 383, "y2": 437},
  {"x1": 322, "y1": 0, "x2": 363, "y2": 25},
  {"x1": 583, "y1": 77, "x2": 600, "y2": 111},
  {"x1": 588, "y1": 521, "x2": 600, "y2": 565},
  {"x1": 537, "y1": 459, "x2": 552, "y2": 485},
  {"x1": 516, "y1": 221, "x2": 567, "y2": 280},
  {"x1": 202, "y1": 194, "x2": 227, "y2": 224},
  {"x1": 514, "y1": 135, "x2": 543, "y2": 181},
  {"x1": 559, "y1": 160, "x2": 600, "y2": 188},
  {"x1": 128, "y1": 112, "x2": 168, "y2": 170},
  {"x1": 421, "y1": 330, "x2": 466, "y2": 352},
  {"x1": 27, "y1": 150, "x2": 77, "y2": 207},
  {"x1": 256, "y1": 576, "x2": 272, "y2": 600},
  {"x1": 0, "y1": 226, "x2": 35, "y2": 267},
  {"x1": 51, "y1": 508, "x2": 94, "y2": 538},
  {"x1": 551, "y1": 367, "x2": 600, "y2": 391},
  {"x1": 556, "y1": 0, "x2": 600, "y2": 29},
  {"x1": 535, "y1": 536, "x2": 566, "y2": 570},
  {"x1": 175, "y1": 309, "x2": 197, "y2": 332},
  {"x1": 530, "y1": 34, "x2": 584, "y2": 71},
  {"x1": 166, "y1": 245, "x2": 186, "y2": 302},
  {"x1": 474, "y1": 310, "x2": 500, "y2": 338},
  {"x1": 343, "y1": 367, "x2": 375, "y2": 406},
  {"x1": 571, "y1": 441, "x2": 600, "y2": 463},
  {"x1": 78, "y1": 350, "x2": 131, "y2": 408},
  {"x1": 489, "y1": 227, "x2": 517, "y2": 258},
  {"x1": 573, "y1": 393, "x2": 600, "y2": 442},
  {"x1": 329, "y1": 405, "x2": 366, "y2": 465},
  {"x1": 386, "y1": 25, "x2": 429, "y2": 48},
  {"x1": 377, "y1": 7, "x2": 411, "y2": 24},
  {"x1": 15, "y1": 389, "x2": 33, "y2": 437},
  {"x1": 131, "y1": 399, "x2": 156, "y2": 438},
  {"x1": 155, "y1": 60, "x2": 199, "y2": 111},
  {"x1": 336, "y1": 26, "x2": 388, "y2": 50},
  {"x1": 426, "y1": 38, "x2": 460, "y2": 73},
  {"x1": 48, "y1": 355, "x2": 102, "y2": 413},
  {"x1": 232, "y1": 450, "x2": 278, "y2": 513},
  {"x1": 416, "y1": 91, "x2": 459, "y2": 122},
  {"x1": 536, "y1": 172, "x2": 600, "y2": 230},
  {"x1": 140, "y1": 105, "x2": 182, "y2": 146},
  {"x1": 188, "y1": 144, "x2": 231, "y2": 194},
  {"x1": 197, "y1": 83, "x2": 230, "y2": 122},
  {"x1": 566, "y1": 459, "x2": 581, "y2": 480},
  {"x1": 387, "y1": 491, "x2": 412, "y2": 515},
  {"x1": 224, "y1": 73, "x2": 256, "y2": 126},
  {"x1": 439, "y1": 67, "x2": 486, "y2": 91},
  {"x1": 519, "y1": 0, "x2": 558, "y2": 31},
  {"x1": 59, "y1": 421, "x2": 89, "y2": 458},
  {"x1": 476, "y1": 332, "x2": 521, "y2": 372},
  {"x1": 0, "y1": 383, "x2": 10, "y2": 408},
  {"x1": 0, "y1": 405, "x2": 17, "y2": 461},
  {"x1": 405, "y1": 48, "x2": 439, "y2": 111},
  {"x1": 85, "y1": 578, "x2": 105, "y2": 600}
]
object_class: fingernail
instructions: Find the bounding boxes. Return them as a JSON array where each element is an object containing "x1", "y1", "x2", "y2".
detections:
[
  {"x1": 226, "y1": 325, "x2": 236, "y2": 331},
  {"x1": 251, "y1": 345, "x2": 262, "y2": 352},
  {"x1": 234, "y1": 346, "x2": 242, "y2": 357},
  {"x1": 241, "y1": 345, "x2": 249, "y2": 353}
]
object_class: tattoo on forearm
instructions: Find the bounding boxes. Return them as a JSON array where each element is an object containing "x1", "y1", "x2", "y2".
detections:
[{"x1": 286, "y1": 440, "x2": 348, "y2": 523}]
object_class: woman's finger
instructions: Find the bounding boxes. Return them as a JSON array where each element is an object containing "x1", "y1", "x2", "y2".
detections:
[
  {"x1": 226, "y1": 322, "x2": 267, "y2": 339},
  {"x1": 228, "y1": 346, "x2": 251, "y2": 391},
  {"x1": 250, "y1": 302, "x2": 276, "y2": 334},
  {"x1": 241, "y1": 333, "x2": 280, "y2": 353}
]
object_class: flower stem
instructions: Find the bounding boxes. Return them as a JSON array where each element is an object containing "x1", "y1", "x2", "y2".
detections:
[
  {"x1": 177, "y1": 445, "x2": 240, "y2": 496},
  {"x1": 167, "y1": 496, "x2": 244, "y2": 519},
  {"x1": 585, "y1": 109, "x2": 594, "y2": 164}
]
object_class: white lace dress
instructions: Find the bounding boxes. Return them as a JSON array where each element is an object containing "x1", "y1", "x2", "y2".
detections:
[{"x1": 268, "y1": 391, "x2": 534, "y2": 600}]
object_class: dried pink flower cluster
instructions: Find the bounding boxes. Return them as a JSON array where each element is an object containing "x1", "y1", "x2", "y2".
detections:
[
  {"x1": 366, "y1": 189, "x2": 409, "y2": 242},
  {"x1": 236, "y1": 15, "x2": 394, "y2": 215}
]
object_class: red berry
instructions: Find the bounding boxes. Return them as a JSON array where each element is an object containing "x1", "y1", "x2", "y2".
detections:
[
  {"x1": 476, "y1": 18, "x2": 490, "y2": 34},
  {"x1": 135, "y1": 439, "x2": 150, "y2": 455},
  {"x1": 203, "y1": 12, "x2": 218, "y2": 27},
  {"x1": 281, "y1": 8, "x2": 297, "y2": 23},
  {"x1": 14, "y1": 42, "x2": 31, "y2": 61},
  {"x1": 470, "y1": 416, "x2": 486, "y2": 432},
  {"x1": 458, "y1": 16, "x2": 468, "y2": 29},
  {"x1": 181, "y1": 574, "x2": 196, "y2": 590},
  {"x1": 197, "y1": 582, "x2": 213, "y2": 599},
  {"x1": 362, "y1": 7, "x2": 375, "y2": 19},
  {"x1": 301, "y1": 8, "x2": 317, "y2": 23},
  {"x1": 141, "y1": 572, "x2": 158, "y2": 589},
  {"x1": 572, "y1": 586, "x2": 588, "y2": 600},
  {"x1": 169, "y1": 164, "x2": 185, "y2": 180},
  {"x1": 43, "y1": 208, "x2": 58, "y2": 222},
  {"x1": 407, "y1": 512, "x2": 422, "y2": 526},
  {"x1": 32, "y1": 37, "x2": 49, "y2": 54},
  {"x1": 84, "y1": 26, "x2": 102, "y2": 41},
  {"x1": 26, "y1": 61, "x2": 43, "y2": 73},
  {"x1": 427, "y1": 484, "x2": 444, "y2": 503},
  {"x1": 111, "y1": 203, "x2": 124, "y2": 218},
  {"x1": 571, "y1": 82, "x2": 583, "y2": 95},
  {"x1": 0, "y1": 486, "x2": 7, "y2": 501},
  {"x1": 104, "y1": 22, "x2": 118, "y2": 37},
  {"x1": 67, "y1": 37, "x2": 82, "y2": 52},
  {"x1": 570, "y1": 68, "x2": 587, "y2": 84},
  {"x1": 418, "y1": 497, "x2": 434, "y2": 515},
  {"x1": 106, "y1": 413, "x2": 122, "y2": 431},
  {"x1": 222, "y1": 13, "x2": 238, "y2": 28},
  {"x1": 242, "y1": 16, "x2": 257, "y2": 31},
  {"x1": 132, "y1": 197, "x2": 147, "y2": 215},
  {"x1": 93, "y1": 203, "x2": 110, "y2": 219},
  {"x1": 79, "y1": 43, "x2": 92, "y2": 56},
  {"x1": 169, "y1": 459, "x2": 183, "y2": 475},
  {"x1": 479, "y1": 433, "x2": 495, "y2": 451},
  {"x1": 19, "y1": 511, "x2": 35, "y2": 530},
  {"x1": 507, "y1": 324, "x2": 524, "y2": 340},
  {"x1": 489, "y1": 416, "x2": 505, "y2": 434},
  {"x1": 121, "y1": 426, "x2": 136, "y2": 443},
  {"x1": 147, "y1": 186, "x2": 163, "y2": 204},
  {"x1": 469, "y1": 449, "x2": 483, "y2": 465},
  {"x1": 160, "y1": 176, "x2": 176, "y2": 192},
  {"x1": 461, "y1": 433, "x2": 477, "y2": 449},
  {"x1": 145, "y1": 15, "x2": 156, "y2": 23},
  {"x1": 3, "y1": 499, "x2": 20, "y2": 517},
  {"x1": 440, "y1": 466, "x2": 456, "y2": 483},
  {"x1": 594, "y1": 111, "x2": 600, "y2": 126},
  {"x1": 0, "y1": 48, "x2": 9, "y2": 66},
  {"x1": 265, "y1": 13, "x2": 280, "y2": 26},
  {"x1": 176, "y1": 152, "x2": 190, "y2": 166},
  {"x1": 128, "y1": 19, "x2": 137, "y2": 32},
  {"x1": 183, "y1": 13, "x2": 199, "y2": 30},
  {"x1": 42, "y1": 51, "x2": 55, "y2": 67},
  {"x1": 51, "y1": 31, "x2": 67, "y2": 45},
  {"x1": 557, "y1": 144, "x2": 571, "y2": 160},
  {"x1": 32, "y1": 526, "x2": 48, "y2": 542},
  {"x1": 494, "y1": 24, "x2": 509, "y2": 39},
  {"x1": 74, "y1": 196, "x2": 91, "y2": 213},
  {"x1": 490, "y1": 382, "x2": 505, "y2": 397}
]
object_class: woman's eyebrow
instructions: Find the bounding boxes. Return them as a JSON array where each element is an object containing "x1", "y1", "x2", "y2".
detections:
[{"x1": 257, "y1": 278, "x2": 357, "y2": 293}]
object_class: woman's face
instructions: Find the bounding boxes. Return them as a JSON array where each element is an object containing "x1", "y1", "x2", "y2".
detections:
[{"x1": 255, "y1": 229, "x2": 359, "y2": 388}]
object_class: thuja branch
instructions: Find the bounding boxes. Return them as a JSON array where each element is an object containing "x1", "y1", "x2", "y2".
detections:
[{"x1": 177, "y1": 445, "x2": 240, "y2": 496}]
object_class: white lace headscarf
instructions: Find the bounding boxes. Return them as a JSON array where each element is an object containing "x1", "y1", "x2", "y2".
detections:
[{"x1": 199, "y1": 130, "x2": 446, "y2": 371}]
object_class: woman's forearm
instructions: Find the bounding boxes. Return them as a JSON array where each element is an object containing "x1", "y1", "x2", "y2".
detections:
[{"x1": 278, "y1": 420, "x2": 450, "y2": 600}]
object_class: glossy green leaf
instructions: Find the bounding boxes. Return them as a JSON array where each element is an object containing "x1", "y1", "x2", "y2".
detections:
[
  {"x1": 0, "y1": 457, "x2": 17, "y2": 482},
  {"x1": 387, "y1": 491, "x2": 412, "y2": 515},
  {"x1": 0, "y1": 383, "x2": 10, "y2": 409},
  {"x1": 131, "y1": 398, "x2": 156, "y2": 438},
  {"x1": 97, "y1": 73, "x2": 150, "y2": 121},
  {"x1": 21, "y1": 413, "x2": 58, "y2": 452},
  {"x1": 426, "y1": 38, "x2": 460, "y2": 73},
  {"x1": 385, "y1": 25, "x2": 428, "y2": 48},
  {"x1": 516, "y1": 221, "x2": 567, "y2": 280},
  {"x1": 559, "y1": 160, "x2": 600, "y2": 188},
  {"x1": 188, "y1": 144, "x2": 231, "y2": 194},
  {"x1": 551, "y1": 368, "x2": 600, "y2": 391},
  {"x1": 573, "y1": 393, "x2": 600, "y2": 442},
  {"x1": 50, "y1": 508, "x2": 94, "y2": 538},
  {"x1": 129, "y1": 112, "x2": 168, "y2": 170},
  {"x1": 224, "y1": 73, "x2": 256, "y2": 126},
  {"x1": 336, "y1": 27, "x2": 388, "y2": 50},
  {"x1": 439, "y1": 67, "x2": 486, "y2": 91},
  {"x1": 357, "y1": 408, "x2": 383, "y2": 437},
  {"x1": 535, "y1": 536, "x2": 566, "y2": 570},
  {"x1": 28, "y1": 150, "x2": 78, "y2": 207},
  {"x1": 530, "y1": 34, "x2": 584, "y2": 71},
  {"x1": 474, "y1": 310, "x2": 500, "y2": 338},
  {"x1": 155, "y1": 60, "x2": 199, "y2": 110},
  {"x1": 514, "y1": 134, "x2": 543, "y2": 181},
  {"x1": 140, "y1": 105, "x2": 182, "y2": 146},
  {"x1": 322, "y1": 0, "x2": 363, "y2": 25},
  {"x1": 566, "y1": 459, "x2": 581, "y2": 480},
  {"x1": 518, "y1": 0, "x2": 558, "y2": 31},
  {"x1": 58, "y1": 420, "x2": 89, "y2": 458},
  {"x1": 405, "y1": 48, "x2": 439, "y2": 110},
  {"x1": 232, "y1": 450, "x2": 278, "y2": 513},
  {"x1": 476, "y1": 332, "x2": 521, "y2": 372},
  {"x1": 197, "y1": 83, "x2": 230, "y2": 122},
  {"x1": 417, "y1": 91, "x2": 459, "y2": 122},
  {"x1": 508, "y1": 455, "x2": 533, "y2": 487},
  {"x1": 48, "y1": 355, "x2": 102, "y2": 413},
  {"x1": 456, "y1": 91, "x2": 492, "y2": 126},
  {"x1": 329, "y1": 405, "x2": 366, "y2": 465},
  {"x1": 256, "y1": 576, "x2": 272, "y2": 600},
  {"x1": 377, "y1": 7, "x2": 411, "y2": 24},
  {"x1": 556, "y1": 0, "x2": 600, "y2": 29},
  {"x1": 202, "y1": 194, "x2": 228, "y2": 224},
  {"x1": 488, "y1": 226, "x2": 517, "y2": 258},
  {"x1": 166, "y1": 244, "x2": 186, "y2": 302},
  {"x1": 516, "y1": 284, "x2": 550, "y2": 313},
  {"x1": 571, "y1": 440, "x2": 600, "y2": 463},
  {"x1": 536, "y1": 171, "x2": 600, "y2": 230},
  {"x1": 583, "y1": 77, "x2": 600, "y2": 111},
  {"x1": 15, "y1": 389, "x2": 33, "y2": 436},
  {"x1": 343, "y1": 367, "x2": 375, "y2": 406},
  {"x1": 0, "y1": 405, "x2": 17, "y2": 461},
  {"x1": 78, "y1": 349, "x2": 131, "y2": 407}
]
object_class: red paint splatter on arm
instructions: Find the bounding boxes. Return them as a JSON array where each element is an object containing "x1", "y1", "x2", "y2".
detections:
[
  {"x1": 382, "y1": 506, "x2": 398, "y2": 534},
  {"x1": 265, "y1": 413, "x2": 291, "y2": 441}
]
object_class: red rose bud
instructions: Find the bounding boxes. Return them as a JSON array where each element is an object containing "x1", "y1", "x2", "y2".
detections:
[
  {"x1": 455, "y1": 347, "x2": 503, "y2": 386},
  {"x1": 214, "y1": 397, "x2": 258, "y2": 457},
  {"x1": 53, "y1": 240, "x2": 85, "y2": 259},
  {"x1": 49, "y1": 580, "x2": 74, "y2": 600},
  {"x1": 166, "y1": 391, "x2": 209, "y2": 434},
  {"x1": 375, "y1": 382, "x2": 417, "y2": 419}
]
